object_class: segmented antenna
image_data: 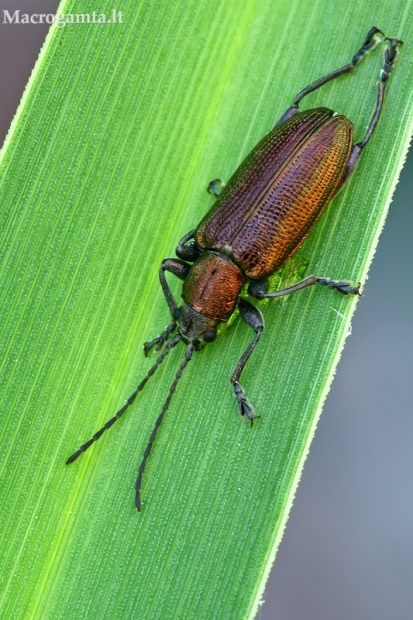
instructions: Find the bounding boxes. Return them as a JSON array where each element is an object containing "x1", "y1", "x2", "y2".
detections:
[
  {"x1": 66, "y1": 333, "x2": 182, "y2": 465},
  {"x1": 135, "y1": 342, "x2": 194, "y2": 511}
]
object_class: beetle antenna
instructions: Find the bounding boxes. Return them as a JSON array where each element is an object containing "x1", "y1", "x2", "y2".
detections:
[
  {"x1": 66, "y1": 333, "x2": 182, "y2": 465},
  {"x1": 135, "y1": 342, "x2": 195, "y2": 511}
]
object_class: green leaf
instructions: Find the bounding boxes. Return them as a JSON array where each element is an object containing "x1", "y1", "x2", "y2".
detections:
[{"x1": 1, "y1": 1, "x2": 412, "y2": 618}]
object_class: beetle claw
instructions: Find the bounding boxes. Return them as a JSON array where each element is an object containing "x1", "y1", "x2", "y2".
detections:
[
  {"x1": 143, "y1": 336, "x2": 162, "y2": 357},
  {"x1": 233, "y1": 382, "x2": 259, "y2": 425},
  {"x1": 144, "y1": 322, "x2": 178, "y2": 356},
  {"x1": 316, "y1": 278, "x2": 360, "y2": 296}
]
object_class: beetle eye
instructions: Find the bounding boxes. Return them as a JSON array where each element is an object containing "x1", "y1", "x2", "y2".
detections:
[{"x1": 203, "y1": 330, "x2": 216, "y2": 343}]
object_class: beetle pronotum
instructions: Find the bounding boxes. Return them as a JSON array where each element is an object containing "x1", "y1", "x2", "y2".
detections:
[{"x1": 67, "y1": 28, "x2": 402, "y2": 511}]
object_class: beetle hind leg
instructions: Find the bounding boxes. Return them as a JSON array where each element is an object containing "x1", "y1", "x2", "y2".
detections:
[
  {"x1": 344, "y1": 36, "x2": 403, "y2": 180},
  {"x1": 274, "y1": 27, "x2": 385, "y2": 127},
  {"x1": 230, "y1": 299, "x2": 264, "y2": 425},
  {"x1": 233, "y1": 382, "x2": 259, "y2": 425}
]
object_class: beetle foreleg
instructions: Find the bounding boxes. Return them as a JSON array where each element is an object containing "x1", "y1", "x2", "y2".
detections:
[
  {"x1": 230, "y1": 299, "x2": 264, "y2": 425},
  {"x1": 249, "y1": 275, "x2": 360, "y2": 299},
  {"x1": 144, "y1": 259, "x2": 190, "y2": 356},
  {"x1": 143, "y1": 320, "x2": 178, "y2": 357},
  {"x1": 175, "y1": 230, "x2": 201, "y2": 262},
  {"x1": 160, "y1": 258, "x2": 191, "y2": 313}
]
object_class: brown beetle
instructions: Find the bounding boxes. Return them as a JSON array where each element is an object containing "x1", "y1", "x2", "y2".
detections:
[{"x1": 67, "y1": 28, "x2": 402, "y2": 510}]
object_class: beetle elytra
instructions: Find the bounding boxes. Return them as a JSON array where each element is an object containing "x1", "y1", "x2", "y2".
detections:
[{"x1": 67, "y1": 28, "x2": 402, "y2": 511}]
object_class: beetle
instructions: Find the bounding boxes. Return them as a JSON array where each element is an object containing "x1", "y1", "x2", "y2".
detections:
[{"x1": 66, "y1": 28, "x2": 402, "y2": 511}]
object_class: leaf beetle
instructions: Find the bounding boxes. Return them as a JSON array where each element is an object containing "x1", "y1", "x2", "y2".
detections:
[{"x1": 67, "y1": 28, "x2": 402, "y2": 511}]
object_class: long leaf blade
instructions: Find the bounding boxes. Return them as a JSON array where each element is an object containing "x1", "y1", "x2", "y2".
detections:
[{"x1": 0, "y1": 1, "x2": 412, "y2": 618}]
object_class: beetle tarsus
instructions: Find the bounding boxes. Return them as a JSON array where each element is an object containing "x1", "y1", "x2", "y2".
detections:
[
  {"x1": 316, "y1": 278, "x2": 360, "y2": 296},
  {"x1": 381, "y1": 37, "x2": 403, "y2": 83},
  {"x1": 233, "y1": 382, "x2": 259, "y2": 425},
  {"x1": 351, "y1": 26, "x2": 384, "y2": 66},
  {"x1": 143, "y1": 322, "x2": 177, "y2": 356}
]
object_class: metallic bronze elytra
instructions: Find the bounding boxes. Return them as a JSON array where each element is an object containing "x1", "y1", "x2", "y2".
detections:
[
  {"x1": 66, "y1": 28, "x2": 403, "y2": 511},
  {"x1": 196, "y1": 108, "x2": 353, "y2": 279}
]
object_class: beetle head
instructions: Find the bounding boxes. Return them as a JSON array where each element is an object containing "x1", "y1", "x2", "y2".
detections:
[{"x1": 178, "y1": 303, "x2": 218, "y2": 349}]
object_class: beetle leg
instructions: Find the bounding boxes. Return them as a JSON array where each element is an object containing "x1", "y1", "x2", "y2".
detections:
[
  {"x1": 207, "y1": 178, "x2": 224, "y2": 198},
  {"x1": 175, "y1": 229, "x2": 201, "y2": 262},
  {"x1": 344, "y1": 37, "x2": 403, "y2": 179},
  {"x1": 143, "y1": 321, "x2": 178, "y2": 357},
  {"x1": 144, "y1": 259, "x2": 190, "y2": 356},
  {"x1": 160, "y1": 258, "x2": 191, "y2": 313},
  {"x1": 294, "y1": 27, "x2": 383, "y2": 106},
  {"x1": 249, "y1": 275, "x2": 360, "y2": 299},
  {"x1": 230, "y1": 299, "x2": 264, "y2": 425},
  {"x1": 274, "y1": 107, "x2": 300, "y2": 127},
  {"x1": 274, "y1": 27, "x2": 384, "y2": 128}
]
